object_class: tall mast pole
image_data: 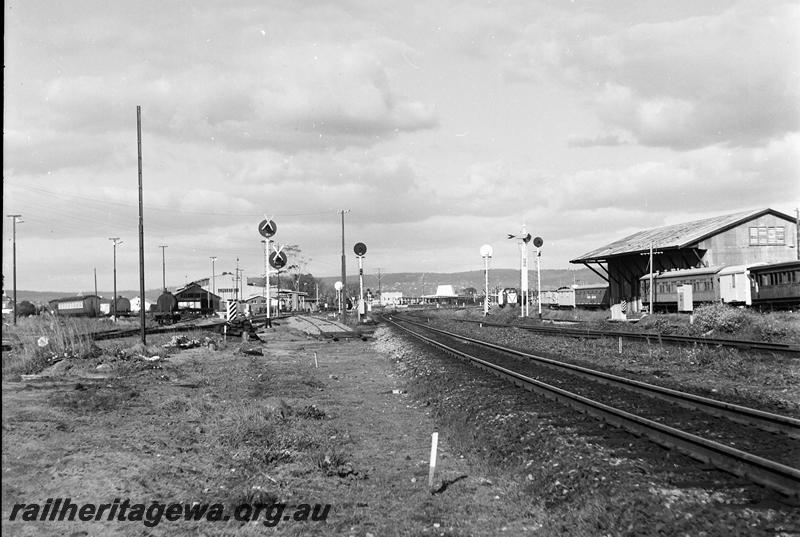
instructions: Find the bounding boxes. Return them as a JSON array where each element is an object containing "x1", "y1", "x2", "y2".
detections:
[
  {"x1": 649, "y1": 242, "x2": 654, "y2": 313},
  {"x1": 109, "y1": 238, "x2": 122, "y2": 321},
  {"x1": 159, "y1": 245, "x2": 168, "y2": 291},
  {"x1": 340, "y1": 209, "x2": 349, "y2": 317},
  {"x1": 137, "y1": 106, "x2": 146, "y2": 344},
  {"x1": 7, "y1": 215, "x2": 21, "y2": 325}
]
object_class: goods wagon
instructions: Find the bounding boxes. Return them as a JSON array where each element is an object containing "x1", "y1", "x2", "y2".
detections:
[
  {"x1": 49, "y1": 295, "x2": 102, "y2": 317},
  {"x1": 152, "y1": 291, "x2": 180, "y2": 325},
  {"x1": 556, "y1": 286, "x2": 576, "y2": 309},
  {"x1": 538, "y1": 290, "x2": 560, "y2": 309},
  {"x1": 100, "y1": 296, "x2": 132, "y2": 316}
]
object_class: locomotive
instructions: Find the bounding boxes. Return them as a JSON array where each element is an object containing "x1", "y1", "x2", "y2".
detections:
[{"x1": 497, "y1": 288, "x2": 519, "y2": 308}]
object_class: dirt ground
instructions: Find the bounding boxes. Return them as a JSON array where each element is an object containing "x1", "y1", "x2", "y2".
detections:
[
  {"x1": 2, "y1": 320, "x2": 535, "y2": 536},
  {"x1": 3, "y1": 318, "x2": 798, "y2": 536}
]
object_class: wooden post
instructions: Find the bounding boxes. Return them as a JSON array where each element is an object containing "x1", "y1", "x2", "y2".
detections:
[
  {"x1": 137, "y1": 106, "x2": 146, "y2": 345},
  {"x1": 428, "y1": 432, "x2": 439, "y2": 489}
]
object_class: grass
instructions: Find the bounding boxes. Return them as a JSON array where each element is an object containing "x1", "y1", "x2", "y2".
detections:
[
  {"x1": 424, "y1": 302, "x2": 800, "y2": 344},
  {"x1": 1, "y1": 313, "x2": 103, "y2": 376}
]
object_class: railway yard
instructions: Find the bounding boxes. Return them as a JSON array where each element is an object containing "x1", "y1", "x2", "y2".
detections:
[{"x1": 2, "y1": 310, "x2": 799, "y2": 536}]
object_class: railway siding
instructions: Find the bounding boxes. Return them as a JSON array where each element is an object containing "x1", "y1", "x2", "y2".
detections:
[{"x1": 386, "y1": 314, "x2": 800, "y2": 499}]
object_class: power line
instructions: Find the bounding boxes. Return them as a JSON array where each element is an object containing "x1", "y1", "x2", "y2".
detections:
[{"x1": 8, "y1": 183, "x2": 337, "y2": 217}]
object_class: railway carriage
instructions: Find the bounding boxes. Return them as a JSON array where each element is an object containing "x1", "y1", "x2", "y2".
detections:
[
  {"x1": 640, "y1": 266, "x2": 720, "y2": 312},
  {"x1": 749, "y1": 261, "x2": 800, "y2": 309},
  {"x1": 573, "y1": 284, "x2": 610, "y2": 309},
  {"x1": 640, "y1": 261, "x2": 799, "y2": 312}
]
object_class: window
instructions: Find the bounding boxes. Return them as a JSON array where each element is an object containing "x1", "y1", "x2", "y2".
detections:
[{"x1": 749, "y1": 226, "x2": 786, "y2": 246}]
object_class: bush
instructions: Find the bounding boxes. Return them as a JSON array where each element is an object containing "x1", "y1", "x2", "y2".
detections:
[
  {"x1": 17, "y1": 301, "x2": 37, "y2": 317},
  {"x1": 691, "y1": 303, "x2": 748, "y2": 334}
]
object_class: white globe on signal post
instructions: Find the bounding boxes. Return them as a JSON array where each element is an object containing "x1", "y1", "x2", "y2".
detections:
[{"x1": 334, "y1": 281, "x2": 343, "y2": 315}]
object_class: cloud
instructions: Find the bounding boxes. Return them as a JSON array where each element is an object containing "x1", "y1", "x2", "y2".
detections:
[
  {"x1": 552, "y1": 133, "x2": 800, "y2": 213},
  {"x1": 567, "y1": 131, "x2": 631, "y2": 147},
  {"x1": 5, "y1": 5, "x2": 439, "y2": 175},
  {"x1": 503, "y1": 1, "x2": 800, "y2": 149}
]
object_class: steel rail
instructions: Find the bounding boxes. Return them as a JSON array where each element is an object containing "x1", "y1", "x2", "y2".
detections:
[
  {"x1": 394, "y1": 316, "x2": 800, "y2": 439},
  {"x1": 385, "y1": 316, "x2": 800, "y2": 499},
  {"x1": 87, "y1": 318, "x2": 228, "y2": 341},
  {"x1": 450, "y1": 318, "x2": 800, "y2": 354}
]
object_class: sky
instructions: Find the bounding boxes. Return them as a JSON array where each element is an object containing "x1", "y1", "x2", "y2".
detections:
[{"x1": 3, "y1": 0, "x2": 800, "y2": 293}]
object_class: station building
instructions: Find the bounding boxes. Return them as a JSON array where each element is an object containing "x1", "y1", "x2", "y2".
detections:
[{"x1": 570, "y1": 208, "x2": 798, "y2": 312}]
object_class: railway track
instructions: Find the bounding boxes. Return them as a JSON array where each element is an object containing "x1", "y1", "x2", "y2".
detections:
[
  {"x1": 384, "y1": 314, "x2": 800, "y2": 499},
  {"x1": 292, "y1": 315, "x2": 375, "y2": 340},
  {"x1": 87, "y1": 317, "x2": 228, "y2": 341},
  {"x1": 449, "y1": 317, "x2": 800, "y2": 354}
]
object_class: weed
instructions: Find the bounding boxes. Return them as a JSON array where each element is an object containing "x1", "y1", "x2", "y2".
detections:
[{"x1": 2, "y1": 313, "x2": 102, "y2": 376}]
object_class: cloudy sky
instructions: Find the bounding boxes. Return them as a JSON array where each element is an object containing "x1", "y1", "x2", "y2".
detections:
[{"x1": 4, "y1": 0, "x2": 799, "y2": 293}]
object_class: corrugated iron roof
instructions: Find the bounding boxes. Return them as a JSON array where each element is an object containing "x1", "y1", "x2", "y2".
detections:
[
  {"x1": 48, "y1": 295, "x2": 99, "y2": 303},
  {"x1": 571, "y1": 208, "x2": 792, "y2": 263}
]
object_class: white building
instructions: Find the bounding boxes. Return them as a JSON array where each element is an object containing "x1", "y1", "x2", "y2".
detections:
[
  {"x1": 380, "y1": 292, "x2": 403, "y2": 306},
  {"x1": 130, "y1": 296, "x2": 153, "y2": 313}
]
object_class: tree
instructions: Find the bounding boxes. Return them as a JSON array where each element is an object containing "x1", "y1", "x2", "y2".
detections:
[{"x1": 17, "y1": 300, "x2": 36, "y2": 317}]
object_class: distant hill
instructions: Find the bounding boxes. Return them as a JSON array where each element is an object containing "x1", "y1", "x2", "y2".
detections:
[
  {"x1": 8, "y1": 268, "x2": 604, "y2": 304},
  {"x1": 317, "y1": 268, "x2": 604, "y2": 296},
  {"x1": 7, "y1": 288, "x2": 172, "y2": 305}
]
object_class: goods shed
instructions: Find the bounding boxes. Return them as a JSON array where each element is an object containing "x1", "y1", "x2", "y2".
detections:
[
  {"x1": 570, "y1": 208, "x2": 798, "y2": 312},
  {"x1": 174, "y1": 282, "x2": 221, "y2": 313}
]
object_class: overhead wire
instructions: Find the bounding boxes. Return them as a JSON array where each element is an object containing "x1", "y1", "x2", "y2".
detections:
[{"x1": 8, "y1": 182, "x2": 337, "y2": 217}]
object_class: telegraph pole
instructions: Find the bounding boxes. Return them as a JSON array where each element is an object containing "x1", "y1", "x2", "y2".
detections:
[
  {"x1": 159, "y1": 245, "x2": 168, "y2": 291},
  {"x1": 7, "y1": 214, "x2": 22, "y2": 325},
  {"x1": 94, "y1": 268, "x2": 98, "y2": 315},
  {"x1": 376, "y1": 267, "x2": 382, "y2": 299},
  {"x1": 210, "y1": 256, "x2": 217, "y2": 313},
  {"x1": 136, "y1": 106, "x2": 146, "y2": 344},
  {"x1": 235, "y1": 258, "x2": 240, "y2": 301},
  {"x1": 340, "y1": 210, "x2": 350, "y2": 317},
  {"x1": 109, "y1": 238, "x2": 123, "y2": 321},
  {"x1": 796, "y1": 208, "x2": 799, "y2": 260},
  {"x1": 649, "y1": 242, "x2": 654, "y2": 313}
]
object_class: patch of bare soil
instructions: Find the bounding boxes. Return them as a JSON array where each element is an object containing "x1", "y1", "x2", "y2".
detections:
[{"x1": 2, "y1": 322, "x2": 545, "y2": 536}]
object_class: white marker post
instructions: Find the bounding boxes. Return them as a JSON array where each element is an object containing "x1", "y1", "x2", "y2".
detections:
[
  {"x1": 480, "y1": 245, "x2": 493, "y2": 316},
  {"x1": 428, "y1": 432, "x2": 439, "y2": 489}
]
